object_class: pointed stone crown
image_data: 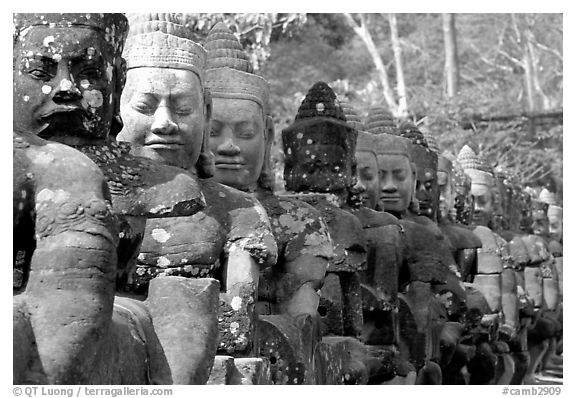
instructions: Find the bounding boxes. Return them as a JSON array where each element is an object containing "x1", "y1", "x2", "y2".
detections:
[
  {"x1": 373, "y1": 133, "x2": 413, "y2": 159},
  {"x1": 338, "y1": 97, "x2": 365, "y2": 133},
  {"x1": 13, "y1": 13, "x2": 128, "y2": 55},
  {"x1": 205, "y1": 21, "x2": 269, "y2": 112},
  {"x1": 547, "y1": 204, "x2": 562, "y2": 218},
  {"x1": 283, "y1": 81, "x2": 356, "y2": 155},
  {"x1": 538, "y1": 188, "x2": 557, "y2": 206},
  {"x1": 423, "y1": 132, "x2": 440, "y2": 154},
  {"x1": 443, "y1": 152, "x2": 470, "y2": 189},
  {"x1": 338, "y1": 97, "x2": 375, "y2": 154},
  {"x1": 398, "y1": 121, "x2": 428, "y2": 148},
  {"x1": 123, "y1": 13, "x2": 206, "y2": 82},
  {"x1": 292, "y1": 82, "x2": 348, "y2": 124},
  {"x1": 365, "y1": 107, "x2": 397, "y2": 135},
  {"x1": 458, "y1": 145, "x2": 493, "y2": 186}
]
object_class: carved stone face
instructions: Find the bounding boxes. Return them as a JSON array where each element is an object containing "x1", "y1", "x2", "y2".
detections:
[
  {"x1": 437, "y1": 170, "x2": 454, "y2": 221},
  {"x1": 471, "y1": 183, "x2": 493, "y2": 226},
  {"x1": 283, "y1": 122, "x2": 355, "y2": 193},
  {"x1": 13, "y1": 26, "x2": 119, "y2": 145},
  {"x1": 355, "y1": 150, "x2": 379, "y2": 210},
  {"x1": 376, "y1": 154, "x2": 415, "y2": 214},
  {"x1": 548, "y1": 211, "x2": 563, "y2": 241},
  {"x1": 412, "y1": 148, "x2": 439, "y2": 220},
  {"x1": 118, "y1": 67, "x2": 206, "y2": 170},
  {"x1": 492, "y1": 178, "x2": 507, "y2": 230},
  {"x1": 453, "y1": 182, "x2": 474, "y2": 225},
  {"x1": 531, "y1": 208, "x2": 549, "y2": 237},
  {"x1": 210, "y1": 98, "x2": 266, "y2": 191}
]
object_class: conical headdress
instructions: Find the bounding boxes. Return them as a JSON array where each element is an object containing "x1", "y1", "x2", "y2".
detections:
[
  {"x1": 458, "y1": 145, "x2": 493, "y2": 186},
  {"x1": 547, "y1": 204, "x2": 562, "y2": 219},
  {"x1": 123, "y1": 13, "x2": 206, "y2": 82},
  {"x1": 283, "y1": 81, "x2": 356, "y2": 155},
  {"x1": 365, "y1": 107, "x2": 397, "y2": 135},
  {"x1": 538, "y1": 188, "x2": 557, "y2": 206},
  {"x1": 205, "y1": 22, "x2": 269, "y2": 112},
  {"x1": 338, "y1": 97, "x2": 365, "y2": 133},
  {"x1": 338, "y1": 97, "x2": 375, "y2": 153},
  {"x1": 398, "y1": 121, "x2": 428, "y2": 148},
  {"x1": 423, "y1": 132, "x2": 440, "y2": 154},
  {"x1": 14, "y1": 13, "x2": 128, "y2": 55}
]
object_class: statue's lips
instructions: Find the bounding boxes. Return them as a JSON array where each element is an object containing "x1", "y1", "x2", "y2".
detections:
[
  {"x1": 380, "y1": 196, "x2": 401, "y2": 202},
  {"x1": 215, "y1": 159, "x2": 245, "y2": 170},
  {"x1": 39, "y1": 105, "x2": 84, "y2": 118},
  {"x1": 144, "y1": 140, "x2": 183, "y2": 150}
]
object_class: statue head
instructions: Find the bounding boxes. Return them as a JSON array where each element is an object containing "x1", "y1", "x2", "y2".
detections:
[
  {"x1": 371, "y1": 132, "x2": 416, "y2": 217},
  {"x1": 547, "y1": 205, "x2": 563, "y2": 242},
  {"x1": 531, "y1": 197, "x2": 549, "y2": 237},
  {"x1": 498, "y1": 167, "x2": 523, "y2": 231},
  {"x1": 337, "y1": 98, "x2": 376, "y2": 209},
  {"x1": 492, "y1": 166, "x2": 509, "y2": 231},
  {"x1": 437, "y1": 155, "x2": 454, "y2": 222},
  {"x1": 205, "y1": 22, "x2": 274, "y2": 192},
  {"x1": 117, "y1": 14, "x2": 213, "y2": 176},
  {"x1": 398, "y1": 122, "x2": 439, "y2": 220},
  {"x1": 447, "y1": 154, "x2": 474, "y2": 225},
  {"x1": 458, "y1": 145, "x2": 495, "y2": 227},
  {"x1": 282, "y1": 82, "x2": 357, "y2": 194},
  {"x1": 13, "y1": 13, "x2": 128, "y2": 145},
  {"x1": 518, "y1": 188, "x2": 534, "y2": 233}
]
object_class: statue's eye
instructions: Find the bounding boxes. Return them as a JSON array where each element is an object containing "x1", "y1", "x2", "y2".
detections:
[
  {"x1": 78, "y1": 66, "x2": 101, "y2": 80},
  {"x1": 132, "y1": 101, "x2": 155, "y2": 115},
  {"x1": 29, "y1": 68, "x2": 52, "y2": 80}
]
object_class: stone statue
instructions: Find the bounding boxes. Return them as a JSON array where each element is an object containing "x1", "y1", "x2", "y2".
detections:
[
  {"x1": 282, "y1": 82, "x2": 370, "y2": 384},
  {"x1": 117, "y1": 14, "x2": 278, "y2": 383},
  {"x1": 364, "y1": 115, "x2": 455, "y2": 385},
  {"x1": 12, "y1": 13, "x2": 211, "y2": 384},
  {"x1": 339, "y1": 100, "x2": 417, "y2": 384},
  {"x1": 521, "y1": 193, "x2": 561, "y2": 383},
  {"x1": 204, "y1": 22, "x2": 333, "y2": 384},
  {"x1": 458, "y1": 145, "x2": 523, "y2": 384}
]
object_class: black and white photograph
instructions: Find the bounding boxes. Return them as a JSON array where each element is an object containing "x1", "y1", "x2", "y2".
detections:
[{"x1": 11, "y1": 6, "x2": 565, "y2": 392}]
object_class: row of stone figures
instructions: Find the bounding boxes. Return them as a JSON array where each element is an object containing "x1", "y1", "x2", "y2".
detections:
[{"x1": 13, "y1": 13, "x2": 562, "y2": 385}]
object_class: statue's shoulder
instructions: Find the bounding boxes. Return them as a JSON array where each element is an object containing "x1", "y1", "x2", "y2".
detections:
[
  {"x1": 350, "y1": 207, "x2": 399, "y2": 229},
  {"x1": 79, "y1": 141, "x2": 204, "y2": 218},
  {"x1": 261, "y1": 194, "x2": 333, "y2": 261},
  {"x1": 440, "y1": 223, "x2": 482, "y2": 250}
]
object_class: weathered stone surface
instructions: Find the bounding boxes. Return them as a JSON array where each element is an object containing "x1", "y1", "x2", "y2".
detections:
[
  {"x1": 524, "y1": 266, "x2": 543, "y2": 308},
  {"x1": 229, "y1": 357, "x2": 272, "y2": 385},
  {"x1": 13, "y1": 297, "x2": 47, "y2": 384},
  {"x1": 206, "y1": 355, "x2": 235, "y2": 385},
  {"x1": 146, "y1": 276, "x2": 220, "y2": 384},
  {"x1": 257, "y1": 314, "x2": 315, "y2": 384},
  {"x1": 313, "y1": 336, "x2": 368, "y2": 385},
  {"x1": 474, "y1": 226, "x2": 504, "y2": 274},
  {"x1": 400, "y1": 220, "x2": 449, "y2": 284},
  {"x1": 473, "y1": 274, "x2": 503, "y2": 313},
  {"x1": 218, "y1": 284, "x2": 257, "y2": 356},
  {"x1": 318, "y1": 273, "x2": 344, "y2": 336}
]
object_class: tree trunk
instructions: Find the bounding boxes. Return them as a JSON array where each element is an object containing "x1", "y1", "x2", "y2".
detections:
[
  {"x1": 343, "y1": 13, "x2": 399, "y2": 115},
  {"x1": 442, "y1": 13, "x2": 460, "y2": 98},
  {"x1": 388, "y1": 13, "x2": 409, "y2": 117}
]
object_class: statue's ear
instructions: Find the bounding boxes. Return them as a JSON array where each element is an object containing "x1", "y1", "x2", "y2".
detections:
[
  {"x1": 110, "y1": 56, "x2": 127, "y2": 136},
  {"x1": 203, "y1": 88, "x2": 212, "y2": 128},
  {"x1": 258, "y1": 115, "x2": 276, "y2": 191},
  {"x1": 195, "y1": 88, "x2": 215, "y2": 178}
]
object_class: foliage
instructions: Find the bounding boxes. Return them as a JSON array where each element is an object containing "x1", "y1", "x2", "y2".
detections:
[{"x1": 255, "y1": 13, "x2": 562, "y2": 193}]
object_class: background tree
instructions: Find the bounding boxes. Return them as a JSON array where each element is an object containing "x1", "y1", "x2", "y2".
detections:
[{"x1": 187, "y1": 13, "x2": 562, "y2": 197}]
